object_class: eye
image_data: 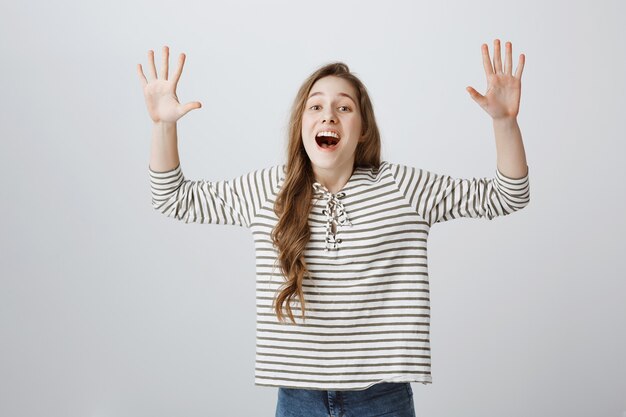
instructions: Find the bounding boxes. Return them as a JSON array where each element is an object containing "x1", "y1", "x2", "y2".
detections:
[{"x1": 308, "y1": 105, "x2": 351, "y2": 111}]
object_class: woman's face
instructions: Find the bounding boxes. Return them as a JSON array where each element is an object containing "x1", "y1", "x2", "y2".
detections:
[{"x1": 301, "y1": 76, "x2": 363, "y2": 174}]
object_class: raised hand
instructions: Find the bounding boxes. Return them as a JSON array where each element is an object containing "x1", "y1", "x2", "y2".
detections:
[
  {"x1": 137, "y1": 45, "x2": 202, "y2": 124},
  {"x1": 466, "y1": 39, "x2": 525, "y2": 120}
]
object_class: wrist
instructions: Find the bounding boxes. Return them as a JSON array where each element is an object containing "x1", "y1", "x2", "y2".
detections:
[
  {"x1": 154, "y1": 120, "x2": 177, "y2": 128},
  {"x1": 492, "y1": 116, "x2": 518, "y2": 128}
]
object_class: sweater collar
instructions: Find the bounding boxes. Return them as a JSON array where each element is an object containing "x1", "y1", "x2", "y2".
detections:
[{"x1": 312, "y1": 182, "x2": 352, "y2": 251}]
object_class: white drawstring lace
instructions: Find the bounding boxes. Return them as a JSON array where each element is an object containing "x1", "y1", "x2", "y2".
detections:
[{"x1": 312, "y1": 182, "x2": 352, "y2": 251}]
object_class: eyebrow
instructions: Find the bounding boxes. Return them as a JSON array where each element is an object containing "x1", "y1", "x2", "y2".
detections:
[{"x1": 307, "y1": 91, "x2": 357, "y2": 106}]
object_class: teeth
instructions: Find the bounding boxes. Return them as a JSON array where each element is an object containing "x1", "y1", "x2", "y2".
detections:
[{"x1": 317, "y1": 131, "x2": 340, "y2": 139}]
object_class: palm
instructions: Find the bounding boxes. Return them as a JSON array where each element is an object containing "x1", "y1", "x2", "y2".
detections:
[
  {"x1": 143, "y1": 79, "x2": 185, "y2": 123},
  {"x1": 137, "y1": 46, "x2": 201, "y2": 124},
  {"x1": 467, "y1": 39, "x2": 525, "y2": 120}
]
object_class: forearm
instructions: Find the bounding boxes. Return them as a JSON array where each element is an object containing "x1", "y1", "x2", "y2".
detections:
[
  {"x1": 149, "y1": 121, "x2": 180, "y2": 172},
  {"x1": 493, "y1": 117, "x2": 528, "y2": 179}
]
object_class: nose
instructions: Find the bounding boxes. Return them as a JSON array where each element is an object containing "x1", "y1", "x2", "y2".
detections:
[{"x1": 322, "y1": 108, "x2": 337, "y2": 124}]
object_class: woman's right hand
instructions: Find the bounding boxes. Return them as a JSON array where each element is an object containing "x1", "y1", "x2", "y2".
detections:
[{"x1": 137, "y1": 45, "x2": 202, "y2": 124}]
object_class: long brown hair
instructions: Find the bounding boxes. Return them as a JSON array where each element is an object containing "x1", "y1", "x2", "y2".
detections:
[{"x1": 270, "y1": 62, "x2": 382, "y2": 324}]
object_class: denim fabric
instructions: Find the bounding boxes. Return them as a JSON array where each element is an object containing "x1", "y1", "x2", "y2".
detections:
[{"x1": 275, "y1": 382, "x2": 416, "y2": 417}]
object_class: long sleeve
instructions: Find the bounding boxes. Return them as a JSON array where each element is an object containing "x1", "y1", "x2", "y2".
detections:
[
  {"x1": 387, "y1": 162, "x2": 530, "y2": 226},
  {"x1": 149, "y1": 164, "x2": 281, "y2": 228}
]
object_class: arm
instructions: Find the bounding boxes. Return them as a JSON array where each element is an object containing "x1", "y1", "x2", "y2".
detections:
[
  {"x1": 150, "y1": 121, "x2": 180, "y2": 172},
  {"x1": 387, "y1": 162, "x2": 530, "y2": 226},
  {"x1": 149, "y1": 163, "x2": 283, "y2": 228},
  {"x1": 138, "y1": 46, "x2": 201, "y2": 171},
  {"x1": 467, "y1": 39, "x2": 528, "y2": 179},
  {"x1": 493, "y1": 117, "x2": 528, "y2": 179},
  {"x1": 139, "y1": 46, "x2": 276, "y2": 227},
  {"x1": 149, "y1": 164, "x2": 264, "y2": 228},
  {"x1": 389, "y1": 40, "x2": 532, "y2": 225}
]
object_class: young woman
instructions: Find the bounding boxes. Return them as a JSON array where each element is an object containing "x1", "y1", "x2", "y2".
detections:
[{"x1": 137, "y1": 39, "x2": 529, "y2": 417}]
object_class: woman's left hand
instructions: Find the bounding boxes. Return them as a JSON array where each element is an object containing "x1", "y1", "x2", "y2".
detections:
[{"x1": 466, "y1": 39, "x2": 525, "y2": 120}]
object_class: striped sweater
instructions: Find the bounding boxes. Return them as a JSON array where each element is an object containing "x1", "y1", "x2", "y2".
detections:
[{"x1": 149, "y1": 160, "x2": 531, "y2": 391}]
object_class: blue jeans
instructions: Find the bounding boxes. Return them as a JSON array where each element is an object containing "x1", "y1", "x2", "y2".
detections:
[{"x1": 275, "y1": 382, "x2": 416, "y2": 417}]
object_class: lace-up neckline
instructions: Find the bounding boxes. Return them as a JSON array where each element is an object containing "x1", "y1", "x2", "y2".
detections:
[{"x1": 312, "y1": 181, "x2": 352, "y2": 251}]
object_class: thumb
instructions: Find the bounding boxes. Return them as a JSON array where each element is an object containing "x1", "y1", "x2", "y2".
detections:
[
  {"x1": 466, "y1": 86, "x2": 484, "y2": 105},
  {"x1": 180, "y1": 101, "x2": 202, "y2": 116}
]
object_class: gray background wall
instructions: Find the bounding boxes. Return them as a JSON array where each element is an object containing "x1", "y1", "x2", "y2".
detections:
[{"x1": 1, "y1": 0, "x2": 625, "y2": 416}]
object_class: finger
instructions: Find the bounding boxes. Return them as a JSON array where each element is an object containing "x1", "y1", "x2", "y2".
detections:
[
  {"x1": 515, "y1": 53, "x2": 525, "y2": 79},
  {"x1": 504, "y1": 41, "x2": 512, "y2": 75},
  {"x1": 181, "y1": 101, "x2": 202, "y2": 116},
  {"x1": 147, "y1": 49, "x2": 158, "y2": 80},
  {"x1": 161, "y1": 45, "x2": 169, "y2": 81},
  {"x1": 481, "y1": 43, "x2": 494, "y2": 78},
  {"x1": 171, "y1": 53, "x2": 186, "y2": 87},
  {"x1": 137, "y1": 63, "x2": 148, "y2": 88},
  {"x1": 466, "y1": 86, "x2": 485, "y2": 105},
  {"x1": 494, "y1": 39, "x2": 503, "y2": 74}
]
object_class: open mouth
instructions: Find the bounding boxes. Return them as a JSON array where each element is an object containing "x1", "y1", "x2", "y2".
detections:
[{"x1": 315, "y1": 132, "x2": 341, "y2": 150}]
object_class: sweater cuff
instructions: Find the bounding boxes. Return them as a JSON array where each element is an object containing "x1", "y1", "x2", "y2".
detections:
[
  {"x1": 149, "y1": 164, "x2": 181, "y2": 177},
  {"x1": 495, "y1": 164, "x2": 529, "y2": 183}
]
